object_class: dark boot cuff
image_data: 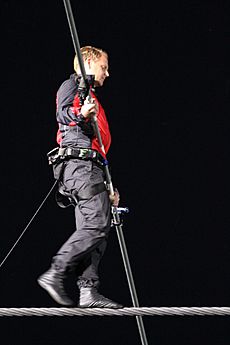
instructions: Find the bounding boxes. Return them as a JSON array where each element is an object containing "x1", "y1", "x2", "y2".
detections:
[{"x1": 77, "y1": 277, "x2": 100, "y2": 289}]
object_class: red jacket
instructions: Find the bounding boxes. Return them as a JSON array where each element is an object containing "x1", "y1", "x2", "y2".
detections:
[{"x1": 56, "y1": 74, "x2": 111, "y2": 158}]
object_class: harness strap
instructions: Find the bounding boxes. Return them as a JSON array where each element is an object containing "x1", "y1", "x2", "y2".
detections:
[
  {"x1": 74, "y1": 182, "x2": 107, "y2": 200},
  {"x1": 47, "y1": 147, "x2": 108, "y2": 166},
  {"x1": 55, "y1": 182, "x2": 107, "y2": 208}
]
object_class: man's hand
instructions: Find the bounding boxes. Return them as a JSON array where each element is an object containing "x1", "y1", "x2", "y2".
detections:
[
  {"x1": 109, "y1": 188, "x2": 120, "y2": 207},
  {"x1": 81, "y1": 96, "x2": 98, "y2": 118}
]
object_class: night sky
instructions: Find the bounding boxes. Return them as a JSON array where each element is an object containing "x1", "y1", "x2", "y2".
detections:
[{"x1": 1, "y1": 1, "x2": 230, "y2": 344}]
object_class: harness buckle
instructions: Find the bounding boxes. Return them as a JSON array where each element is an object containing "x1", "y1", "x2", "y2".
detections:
[
  {"x1": 65, "y1": 147, "x2": 73, "y2": 157},
  {"x1": 79, "y1": 148, "x2": 90, "y2": 159},
  {"x1": 47, "y1": 147, "x2": 60, "y2": 165},
  {"x1": 58, "y1": 147, "x2": 67, "y2": 156}
]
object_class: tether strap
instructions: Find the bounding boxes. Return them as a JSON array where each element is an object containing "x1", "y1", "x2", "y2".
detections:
[
  {"x1": 75, "y1": 182, "x2": 106, "y2": 200},
  {"x1": 56, "y1": 182, "x2": 107, "y2": 208}
]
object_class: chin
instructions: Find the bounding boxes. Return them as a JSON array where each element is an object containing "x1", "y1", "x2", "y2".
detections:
[{"x1": 94, "y1": 80, "x2": 102, "y2": 87}]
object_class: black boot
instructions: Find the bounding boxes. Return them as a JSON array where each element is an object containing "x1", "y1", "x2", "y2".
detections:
[
  {"x1": 37, "y1": 268, "x2": 74, "y2": 306},
  {"x1": 78, "y1": 287, "x2": 123, "y2": 308}
]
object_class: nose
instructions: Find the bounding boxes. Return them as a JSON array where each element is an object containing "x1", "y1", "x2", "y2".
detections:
[{"x1": 106, "y1": 70, "x2": 109, "y2": 77}]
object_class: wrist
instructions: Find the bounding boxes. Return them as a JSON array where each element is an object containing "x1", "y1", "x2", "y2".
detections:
[{"x1": 76, "y1": 113, "x2": 86, "y2": 122}]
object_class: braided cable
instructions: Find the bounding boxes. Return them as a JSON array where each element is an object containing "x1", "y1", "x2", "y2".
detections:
[{"x1": 0, "y1": 307, "x2": 230, "y2": 317}]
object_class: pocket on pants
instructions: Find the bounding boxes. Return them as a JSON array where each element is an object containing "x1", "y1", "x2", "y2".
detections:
[{"x1": 62, "y1": 159, "x2": 93, "y2": 191}]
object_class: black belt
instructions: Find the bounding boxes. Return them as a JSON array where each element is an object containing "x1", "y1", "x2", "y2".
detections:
[{"x1": 47, "y1": 147, "x2": 107, "y2": 166}]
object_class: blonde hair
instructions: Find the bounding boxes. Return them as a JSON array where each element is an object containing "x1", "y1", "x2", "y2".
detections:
[{"x1": 74, "y1": 46, "x2": 108, "y2": 73}]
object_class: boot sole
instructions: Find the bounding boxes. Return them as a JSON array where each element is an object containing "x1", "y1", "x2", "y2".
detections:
[
  {"x1": 37, "y1": 278, "x2": 74, "y2": 306},
  {"x1": 79, "y1": 302, "x2": 123, "y2": 308}
]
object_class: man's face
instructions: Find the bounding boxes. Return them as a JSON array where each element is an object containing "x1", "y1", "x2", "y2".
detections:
[{"x1": 89, "y1": 53, "x2": 109, "y2": 87}]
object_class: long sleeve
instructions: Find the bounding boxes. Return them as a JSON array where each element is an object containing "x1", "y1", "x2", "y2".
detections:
[{"x1": 56, "y1": 77, "x2": 85, "y2": 126}]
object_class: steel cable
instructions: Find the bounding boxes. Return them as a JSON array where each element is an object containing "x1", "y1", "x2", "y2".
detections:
[{"x1": 0, "y1": 307, "x2": 230, "y2": 317}]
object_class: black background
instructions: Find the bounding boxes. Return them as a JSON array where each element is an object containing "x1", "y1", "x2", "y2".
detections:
[{"x1": 1, "y1": 0, "x2": 230, "y2": 344}]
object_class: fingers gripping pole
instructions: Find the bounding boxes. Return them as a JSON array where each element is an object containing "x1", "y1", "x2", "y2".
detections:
[{"x1": 62, "y1": 1, "x2": 149, "y2": 344}]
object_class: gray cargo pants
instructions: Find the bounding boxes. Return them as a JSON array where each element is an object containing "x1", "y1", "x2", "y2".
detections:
[{"x1": 52, "y1": 158, "x2": 111, "y2": 286}]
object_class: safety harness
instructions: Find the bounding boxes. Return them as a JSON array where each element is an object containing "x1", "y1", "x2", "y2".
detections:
[
  {"x1": 47, "y1": 146, "x2": 108, "y2": 208},
  {"x1": 47, "y1": 146, "x2": 108, "y2": 166}
]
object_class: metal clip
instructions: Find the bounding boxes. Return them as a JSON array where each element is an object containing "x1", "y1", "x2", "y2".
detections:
[
  {"x1": 79, "y1": 148, "x2": 89, "y2": 158},
  {"x1": 58, "y1": 147, "x2": 66, "y2": 157}
]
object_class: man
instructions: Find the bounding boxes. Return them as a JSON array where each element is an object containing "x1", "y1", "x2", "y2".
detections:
[{"x1": 38, "y1": 46, "x2": 123, "y2": 308}]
